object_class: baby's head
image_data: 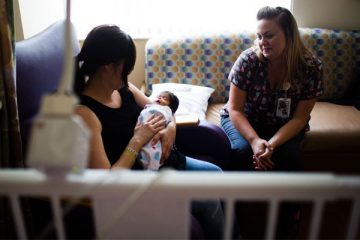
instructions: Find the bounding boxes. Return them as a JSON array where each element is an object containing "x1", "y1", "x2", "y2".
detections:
[{"x1": 155, "y1": 91, "x2": 179, "y2": 114}]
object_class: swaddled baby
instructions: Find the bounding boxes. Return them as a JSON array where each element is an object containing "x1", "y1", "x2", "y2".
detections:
[{"x1": 137, "y1": 91, "x2": 179, "y2": 170}]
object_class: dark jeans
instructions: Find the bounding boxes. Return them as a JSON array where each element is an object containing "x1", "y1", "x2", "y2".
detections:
[
  {"x1": 221, "y1": 116, "x2": 304, "y2": 171},
  {"x1": 183, "y1": 159, "x2": 225, "y2": 239},
  {"x1": 221, "y1": 116, "x2": 304, "y2": 238},
  {"x1": 192, "y1": 200, "x2": 224, "y2": 239}
]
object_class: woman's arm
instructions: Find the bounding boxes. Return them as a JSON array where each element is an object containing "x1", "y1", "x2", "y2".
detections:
[
  {"x1": 129, "y1": 82, "x2": 151, "y2": 108},
  {"x1": 229, "y1": 83, "x2": 274, "y2": 170},
  {"x1": 229, "y1": 83, "x2": 271, "y2": 156},
  {"x1": 75, "y1": 105, "x2": 112, "y2": 169},
  {"x1": 268, "y1": 98, "x2": 316, "y2": 148},
  {"x1": 256, "y1": 99, "x2": 316, "y2": 170},
  {"x1": 229, "y1": 84, "x2": 258, "y2": 144},
  {"x1": 75, "y1": 105, "x2": 164, "y2": 170},
  {"x1": 128, "y1": 83, "x2": 176, "y2": 161}
]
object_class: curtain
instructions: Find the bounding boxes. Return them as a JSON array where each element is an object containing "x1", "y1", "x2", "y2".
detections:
[
  {"x1": 0, "y1": 3, "x2": 24, "y2": 238},
  {"x1": 0, "y1": 0, "x2": 23, "y2": 168}
]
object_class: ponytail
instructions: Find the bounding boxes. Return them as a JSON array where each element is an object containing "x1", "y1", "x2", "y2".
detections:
[{"x1": 73, "y1": 54, "x2": 86, "y2": 97}]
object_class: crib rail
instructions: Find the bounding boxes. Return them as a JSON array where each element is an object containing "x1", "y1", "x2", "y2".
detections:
[{"x1": 0, "y1": 169, "x2": 359, "y2": 239}]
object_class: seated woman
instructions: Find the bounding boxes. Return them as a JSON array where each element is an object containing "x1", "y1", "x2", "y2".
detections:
[
  {"x1": 220, "y1": 6, "x2": 324, "y2": 238},
  {"x1": 73, "y1": 24, "x2": 224, "y2": 238}
]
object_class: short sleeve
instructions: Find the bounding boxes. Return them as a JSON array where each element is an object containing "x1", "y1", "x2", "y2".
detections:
[
  {"x1": 301, "y1": 56, "x2": 324, "y2": 100},
  {"x1": 228, "y1": 48, "x2": 258, "y2": 91}
]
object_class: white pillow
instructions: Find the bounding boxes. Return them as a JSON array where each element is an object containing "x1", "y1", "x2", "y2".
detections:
[{"x1": 149, "y1": 83, "x2": 215, "y2": 120}]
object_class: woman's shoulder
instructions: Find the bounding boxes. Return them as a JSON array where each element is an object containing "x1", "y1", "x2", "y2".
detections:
[
  {"x1": 304, "y1": 51, "x2": 323, "y2": 69},
  {"x1": 240, "y1": 47, "x2": 258, "y2": 58},
  {"x1": 235, "y1": 48, "x2": 262, "y2": 65},
  {"x1": 232, "y1": 48, "x2": 262, "y2": 70},
  {"x1": 74, "y1": 105, "x2": 102, "y2": 132}
]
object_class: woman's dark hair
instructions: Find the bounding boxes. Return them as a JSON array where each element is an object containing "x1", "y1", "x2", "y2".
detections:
[
  {"x1": 163, "y1": 91, "x2": 179, "y2": 114},
  {"x1": 74, "y1": 25, "x2": 136, "y2": 96}
]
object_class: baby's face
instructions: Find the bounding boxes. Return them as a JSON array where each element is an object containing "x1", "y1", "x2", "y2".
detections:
[{"x1": 155, "y1": 92, "x2": 171, "y2": 106}]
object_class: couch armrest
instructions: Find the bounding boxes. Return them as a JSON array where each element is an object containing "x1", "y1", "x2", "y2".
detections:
[
  {"x1": 175, "y1": 120, "x2": 230, "y2": 169},
  {"x1": 176, "y1": 115, "x2": 200, "y2": 127}
]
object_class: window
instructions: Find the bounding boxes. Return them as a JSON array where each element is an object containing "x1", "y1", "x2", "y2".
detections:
[{"x1": 19, "y1": 0, "x2": 292, "y2": 40}]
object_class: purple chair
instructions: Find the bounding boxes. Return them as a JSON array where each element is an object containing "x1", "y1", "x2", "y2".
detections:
[
  {"x1": 16, "y1": 20, "x2": 80, "y2": 158},
  {"x1": 176, "y1": 120, "x2": 231, "y2": 170}
]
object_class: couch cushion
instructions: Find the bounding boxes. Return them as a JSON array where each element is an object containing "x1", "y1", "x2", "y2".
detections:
[
  {"x1": 206, "y1": 103, "x2": 223, "y2": 126},
  {"x1": 302, "y1": 102, "x2": 360, "y2": 153},
  {"x1": 206, "y1": 102, "x2": 360, "y2": 154}
]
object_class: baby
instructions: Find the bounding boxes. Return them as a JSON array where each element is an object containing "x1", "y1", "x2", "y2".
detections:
[{"x1": 137, "y1": 91, "x2": 179, "y2": 170}]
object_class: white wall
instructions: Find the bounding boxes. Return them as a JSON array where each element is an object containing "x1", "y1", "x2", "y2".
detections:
[
  {"x1": 132, "y1": 0, "x2": 360, "y2": 87},
  {"x1": 293, "y1": 0, "x2": 360, "y2": 30},
  {"x1": 17, "y1": 0, "x2": 65, "y2": 40},
  {"x1": 14, "y1": 0, "x2": 360, "y2": 87}
]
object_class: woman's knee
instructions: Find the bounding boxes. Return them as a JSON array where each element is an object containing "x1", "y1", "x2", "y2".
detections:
[
  {"x1": 185, "y1": 157, "x2": 222, "y2": 172},
  {"x1": 221, "y1": 116, "x2": 250, "y2": 151}
]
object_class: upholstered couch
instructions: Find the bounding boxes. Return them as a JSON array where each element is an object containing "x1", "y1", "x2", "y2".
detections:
[{"x1": 145, "y1": 28, "x2": 360, "y2": 174}]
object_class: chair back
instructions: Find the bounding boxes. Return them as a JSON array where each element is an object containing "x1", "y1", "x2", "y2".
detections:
[{"x1": 16, "y1": 20, "x2": 80, "y2": 157}]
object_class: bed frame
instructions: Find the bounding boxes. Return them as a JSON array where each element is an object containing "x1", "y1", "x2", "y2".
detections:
[{"x1": 0, "y1": 169, "x2": 359, "y2": 239}]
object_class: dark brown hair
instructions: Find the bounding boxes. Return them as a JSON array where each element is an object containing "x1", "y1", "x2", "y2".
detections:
[
  {"x1": 163, "y1": 91, "x2": 179, "y2": 114},
  {"x1": 74, "y1": 25, "x2": 136, "y2": 96}
]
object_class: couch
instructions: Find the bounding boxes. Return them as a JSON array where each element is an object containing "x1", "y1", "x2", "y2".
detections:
[{"x1": 145, "y1": 28, "x2": 360, "y2": 174}]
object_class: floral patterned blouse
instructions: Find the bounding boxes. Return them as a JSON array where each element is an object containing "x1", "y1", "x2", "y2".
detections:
[{"x1": 221, "y1": 48, "x2": 324, "y2": 129}]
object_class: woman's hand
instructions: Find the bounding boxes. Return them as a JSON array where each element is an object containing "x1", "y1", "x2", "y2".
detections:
[
  {"x1": 251, "y1": 138, "x2": 274, "y2": 171},
  {"x1": 132, "y1": 114, "x2": 166, "y2": 147},
  {"x1": 253, "y1": 145, "x2": 275, "y2": 170}
]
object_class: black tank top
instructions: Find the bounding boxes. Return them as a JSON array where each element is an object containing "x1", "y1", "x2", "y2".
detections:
[
  {"x1": 80, "y1": 88, "x2": 142, "y2": 167},
  {"x1": 80, "y1": 87, "x2": 185, "y2": 170}
]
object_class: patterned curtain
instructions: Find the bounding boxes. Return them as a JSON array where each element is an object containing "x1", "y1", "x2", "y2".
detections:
[{"x1": 0, "y1": 0, "x2": 23, "y2": 168}]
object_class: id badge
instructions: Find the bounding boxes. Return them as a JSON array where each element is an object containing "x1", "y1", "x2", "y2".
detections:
[{"x1": 276, "y1": 98, "x2": 291, "y2": 118}]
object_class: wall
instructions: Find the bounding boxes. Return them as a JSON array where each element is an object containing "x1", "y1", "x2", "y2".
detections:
[
  {"x1": 14, "y1": 0, "x2": 23, "y2": 40},
  {"x1": 131, "y1": 39, "x2": 148, "y2": 89},
  {"x1": 14, "y1": 0, "x2": 360, "y2": 88},
  {"x1": 130, "y1": 0, "x2": 360, "y2": 88},
  {"x1": 293, "y1": 0, "x2": 360, "y2": 30}
]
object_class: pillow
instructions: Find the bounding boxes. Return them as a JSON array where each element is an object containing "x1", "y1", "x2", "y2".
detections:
[{"x1": 149, "y1": 83, "x2": 215, "y2": 120}]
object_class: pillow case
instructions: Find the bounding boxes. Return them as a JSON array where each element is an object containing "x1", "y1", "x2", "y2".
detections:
[{"x1": 149, "y1": 83, "x2": 215, "y2": 120}]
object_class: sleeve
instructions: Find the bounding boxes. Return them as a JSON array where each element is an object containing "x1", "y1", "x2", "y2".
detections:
[
  {"x1": 301, "y1": 56, "x2": 324, "y2": 100},
  {"x1": 228, "y1": 49, "x2": 255, "y2": 92}
]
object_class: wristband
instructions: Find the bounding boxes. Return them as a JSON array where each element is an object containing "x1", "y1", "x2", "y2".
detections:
[{"x1": 125, "y1": 146, "x2": 138, "y2": 158}]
